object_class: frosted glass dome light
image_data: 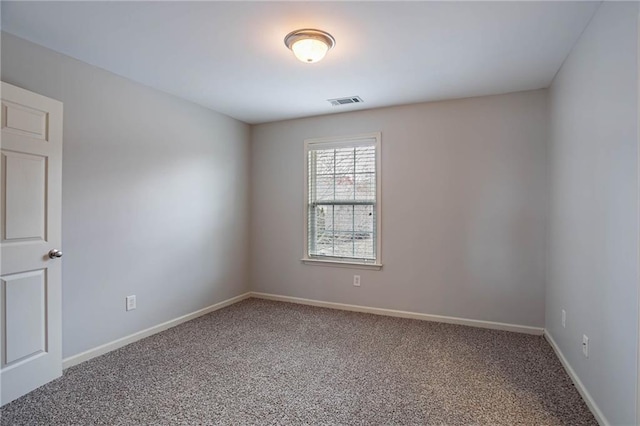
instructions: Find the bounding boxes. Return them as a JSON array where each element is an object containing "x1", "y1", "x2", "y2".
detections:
[{"x1": 284, "y1": 29, "x2": 335, "y2": 64}]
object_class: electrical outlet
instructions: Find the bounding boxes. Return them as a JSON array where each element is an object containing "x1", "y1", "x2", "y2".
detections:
[
  {"x1": 353, "y1": 275, "x2": 361, "y2": 287},
  {"x1": 561, "y1": 309, "x2": 566, "y2": 328},
  {"x1": 126, "y1": 295, "x2": 136, "y2": 311},
  {"x1": 582, "y1": 334, "x2": 589, "y2": 358}
]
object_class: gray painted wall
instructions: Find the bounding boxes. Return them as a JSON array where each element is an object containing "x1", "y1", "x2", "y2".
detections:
[
  {"x1": 250, "y1": 90, "x2": 548, "y2": 327},
  {"x1": 1, "y1": 33, "x2": 251, "y2": 358},
  {"x1": 546, "y1": 3, "x2": 639, "y2": 424}
]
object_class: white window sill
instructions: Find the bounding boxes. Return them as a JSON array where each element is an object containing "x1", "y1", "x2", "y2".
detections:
[{"x1": 301, "y1": 258, "x2": 383, "y2": 270}]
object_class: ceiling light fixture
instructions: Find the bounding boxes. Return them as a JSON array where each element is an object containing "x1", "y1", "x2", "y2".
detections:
[{"x1": 284, "y1": 29, "x2": 335, "y2": 64}]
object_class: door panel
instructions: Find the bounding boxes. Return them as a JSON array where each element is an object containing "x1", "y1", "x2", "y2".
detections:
[
  {"x1": 2, "y1": 152, "x2": 47, "y2": 241},
  {"x1": 0, "y1": 82, "x2": 62, "y2": 406},
  {"x1": 2, "y1": 100, "x2": 49, "y2": 141},
  {"x1": 3, "y1": 270, "x2": 47, "y2": 365}
]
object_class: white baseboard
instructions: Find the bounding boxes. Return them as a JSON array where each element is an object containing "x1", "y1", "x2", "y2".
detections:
[
  {"x1": 250, "y1": 292, "x2": 544, "y2": 335},
  {"x1": 62, "y1": 292, "x2": 251, "y2": 369},
  {"x1": 544, "y1": 330, "x2": 609, "y2": 426}
]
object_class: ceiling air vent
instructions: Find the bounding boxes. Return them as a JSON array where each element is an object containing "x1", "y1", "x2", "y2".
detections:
[{"x1": 328, "y1": 96, "x2": 363, "y2": 106}]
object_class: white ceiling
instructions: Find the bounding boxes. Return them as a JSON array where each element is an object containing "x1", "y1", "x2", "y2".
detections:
[{"x1": 2, "y1": 1, "x2": 600, "y2": 124}]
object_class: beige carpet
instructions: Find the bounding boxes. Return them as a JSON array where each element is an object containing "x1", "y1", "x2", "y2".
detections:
[{"x1": 1, "y1": 298, "x2": 596, "y2": 425}]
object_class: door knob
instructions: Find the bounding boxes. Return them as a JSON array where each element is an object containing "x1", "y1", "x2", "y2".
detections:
[{"x1": 48, "y1": 249, "x2": 63, "y2": 259}]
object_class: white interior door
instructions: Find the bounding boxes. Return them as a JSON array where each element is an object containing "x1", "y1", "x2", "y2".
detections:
[{"x1": 0, "y1": 82, "x2": 63, "y2": 406}]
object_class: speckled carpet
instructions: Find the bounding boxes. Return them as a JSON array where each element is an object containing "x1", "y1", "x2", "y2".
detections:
[{"x1": 1, "y1": 298, "x2": 595, "y2": 425}]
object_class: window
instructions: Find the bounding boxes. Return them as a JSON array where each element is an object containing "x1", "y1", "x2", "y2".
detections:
[{"x1": 303, "y1": 133, "x2": 381, "y2": 269}]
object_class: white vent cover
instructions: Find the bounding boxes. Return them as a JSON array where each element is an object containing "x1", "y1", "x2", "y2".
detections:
[{"x1": 328, "y1": 96, "x2": 363, "y2": 106}]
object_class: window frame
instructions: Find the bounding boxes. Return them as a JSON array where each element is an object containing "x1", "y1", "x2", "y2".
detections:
[{"x1": 301, "y1": 132, "x2": 382, "y2": 270}]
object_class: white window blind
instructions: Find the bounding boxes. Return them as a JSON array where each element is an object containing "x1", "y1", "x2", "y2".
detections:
[{"x1": 304, "y1": 133, "x2": 381, "y2": 266}]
